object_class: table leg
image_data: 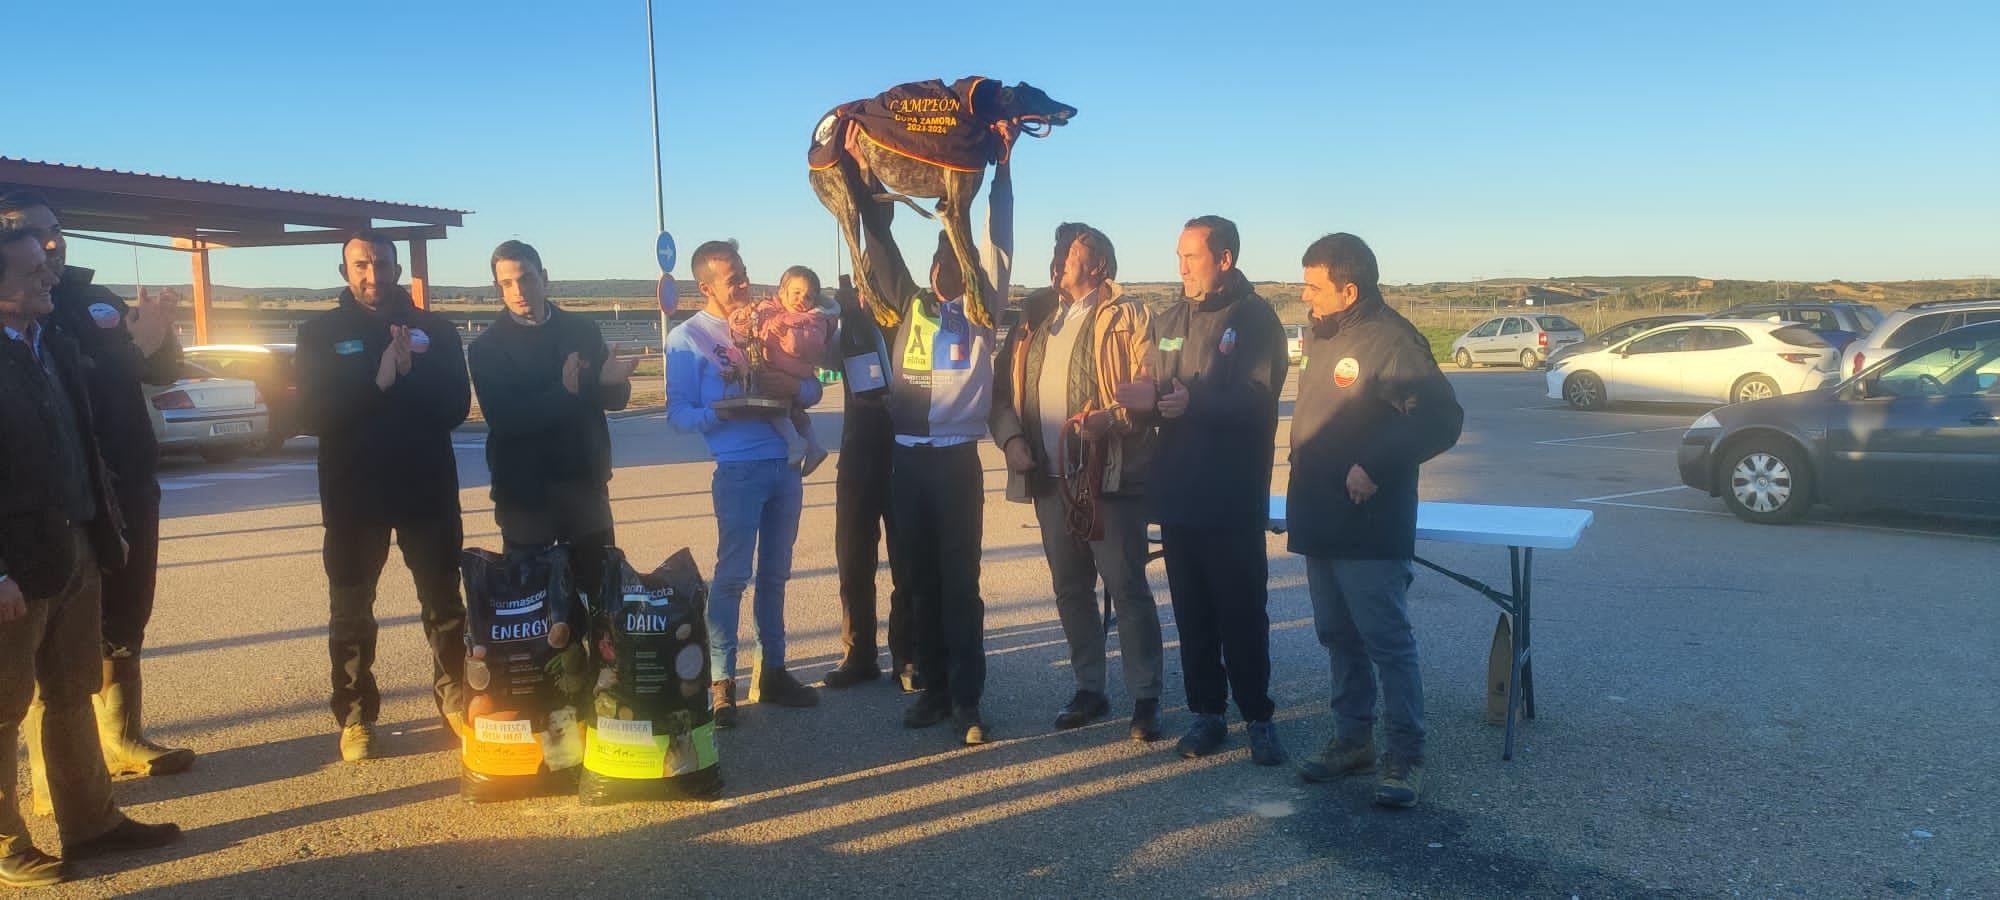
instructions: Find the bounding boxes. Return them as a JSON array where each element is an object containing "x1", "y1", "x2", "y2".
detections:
[
  {"x1": 1504, "y1": 548, "x2": 1523, "y2": 760},
  {"x1": 1520, "y1": 548, "x2": 1536, "y2": 720}
]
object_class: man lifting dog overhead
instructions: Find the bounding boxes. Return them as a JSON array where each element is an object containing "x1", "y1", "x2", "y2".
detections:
[{"x1": 808, "y1": 76, "x2": 1076, "y2": 331}]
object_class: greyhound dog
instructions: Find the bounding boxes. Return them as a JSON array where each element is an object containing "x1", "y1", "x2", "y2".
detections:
[{"x1": 809, "y1": 77, "x2": 1076, "y2": 330}]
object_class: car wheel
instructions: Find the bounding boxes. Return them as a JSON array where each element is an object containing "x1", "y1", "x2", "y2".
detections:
[
  {"x1": 1733, "y1": 374, "x2": 1780, "y2": 404},
  {"x1": 1720, "y1": 438, "x2": 1812, "y2": 524},
  {"x1": 1563, "y1": 372, "x2": 1606, "y2": 410},
  {"x1": 200, "y1": 445, "x2": 244, "y2": 464},
  {"x1": 1454, "y1": 349, "x2": 1475, "y2": 369},
  {"x1": 1520, "y1": 349, "x2": 1540, "y2": 368}
]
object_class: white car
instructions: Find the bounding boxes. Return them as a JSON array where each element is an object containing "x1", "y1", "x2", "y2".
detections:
[
  {"x1": 1837, "y1": 298, "x2": 2000, "y2": 380},
  {"x1": 1546, "y1": 319, "x2": 1838, "y2": 410},
  {"x1": 147, "y1": 361, "x2": 271, "y2": 462}
]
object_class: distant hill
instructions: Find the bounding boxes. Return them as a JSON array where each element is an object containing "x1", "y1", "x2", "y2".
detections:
[
  {"x1": 98, "y1": 275, "x2": 1996, "y2": 323},
  {"x1": 92, "y1": 279, "x2": 744, "y2": 308}
]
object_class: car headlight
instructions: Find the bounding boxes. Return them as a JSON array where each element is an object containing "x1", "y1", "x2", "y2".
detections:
[{"x1": 1689, "y1": 412, "x2": 1721, "y2": 430}]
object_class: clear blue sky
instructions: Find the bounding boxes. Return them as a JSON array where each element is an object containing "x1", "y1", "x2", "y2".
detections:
[{"x1": 19, "y1": 0, "x2": 1999, "y2": 291}]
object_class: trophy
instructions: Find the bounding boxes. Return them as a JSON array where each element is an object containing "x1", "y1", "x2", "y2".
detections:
[{"x1": 711, "y1": 301, "x2": 791, "y2": 415}]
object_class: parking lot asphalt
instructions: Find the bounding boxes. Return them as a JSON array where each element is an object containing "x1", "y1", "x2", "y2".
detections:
[{"x1": 28, "y1": 367, "x2": 1998, "y2": 897}]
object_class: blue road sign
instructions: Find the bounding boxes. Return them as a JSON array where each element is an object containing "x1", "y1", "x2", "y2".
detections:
[{"x1": 656, "y1": 231, "x2": 677, "y2": 273}]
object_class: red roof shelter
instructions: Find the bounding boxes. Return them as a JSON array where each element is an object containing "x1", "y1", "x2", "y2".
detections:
[{"x1": 0, "y1": 157, "x2": 466, "y2": 343}]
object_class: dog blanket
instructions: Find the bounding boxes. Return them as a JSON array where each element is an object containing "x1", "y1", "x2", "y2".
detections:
[{"x1": 809, "y1": 76, "x2": 1005, "y2": 173}]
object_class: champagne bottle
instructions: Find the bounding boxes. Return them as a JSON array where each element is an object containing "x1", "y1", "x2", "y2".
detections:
[{"x1": 837, "y1": 275, "x2": 889, "y2": 398}]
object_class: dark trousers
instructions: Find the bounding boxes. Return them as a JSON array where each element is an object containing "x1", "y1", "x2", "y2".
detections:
[
  {"x1": 1, "y1": 532, "x2": 121, "y2": 856},
  {"x1": 324, "y1": 515, "x2": 468, "y2": 727},
  {"x1": 834, "y1": 404, "x2": 910, "y2": 670},
  {"x1": 1162, "y1": 524, "x2": 1275, "y2": 722},
  {"x1": 889, "y1": 442, "x2": 985, "y2": 707},
  {"x1": 497, "y1": 488, "x2": 618, "y2": 605},
  {"x1": 100, "y1": 488, "x2": 160, "y2": 656}
]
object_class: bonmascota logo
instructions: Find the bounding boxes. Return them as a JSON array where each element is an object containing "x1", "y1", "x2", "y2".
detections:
[{"x1": 1219, "y1": 327, "x2": 1237, "y2": 355}]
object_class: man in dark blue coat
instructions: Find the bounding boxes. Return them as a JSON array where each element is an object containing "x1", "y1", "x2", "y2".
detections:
[{"x1": 1285, "y1": 234, "x2": 1462, "y2": 809}]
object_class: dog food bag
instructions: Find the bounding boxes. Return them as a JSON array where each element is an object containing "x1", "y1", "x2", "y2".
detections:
[
  {"x1": 578, "y1": 547, "x2": 723, "y2": 805},
  {"x1": 459, "y1": 546, "x2": 588, "y2": 802}
]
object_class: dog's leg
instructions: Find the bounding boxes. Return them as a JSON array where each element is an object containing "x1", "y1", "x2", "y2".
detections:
[
  {"x1": 811, "y1": 165, "x2": 885, "y2": 327},
  {"x1": 938, "y1": 169, "x2": 993, "y2": 329},
  {"x1": 857, "y1": 177, "x2": 919, "y2": 328}
]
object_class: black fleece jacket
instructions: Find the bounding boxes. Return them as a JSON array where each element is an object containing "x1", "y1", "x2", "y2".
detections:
[
  {"x1": 1145, "y1": 270, "x2": 1289, "y2": 530},
  {"x1": 46, "y1": 266, "x2": 181, "y2": 507},
  {"x1": 1286, "y1": 296, "x2": 1463, "y2": 560},
  {"x1": 468, "y1": 304, "x2": 628, "y2": 512},
  {"x1": 296, "y1": 287, "x2": 469, "y2": 527}
]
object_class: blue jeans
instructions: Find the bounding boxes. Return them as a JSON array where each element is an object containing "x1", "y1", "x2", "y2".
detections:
[
  {"x1": 708, "y1": 459, "x2": 804, "y2": 680},
  {"x1": 1305, "y1": 557, "x2": 1425, "y2": 759}
]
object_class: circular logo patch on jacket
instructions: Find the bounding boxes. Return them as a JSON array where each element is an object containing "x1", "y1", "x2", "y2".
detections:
[
  {"x1": 89, "y1": 303, "x2": 122, "y2": 328},
  {"x1": 1333, "y1": 357, "x2": 1361, "y2": 388},
  {"x1": 408, "y1": 328, "x2": 431, "y2": 353},
  {"x1": 1218, "y1": 327, "x2": 1237, "y2": 355}
]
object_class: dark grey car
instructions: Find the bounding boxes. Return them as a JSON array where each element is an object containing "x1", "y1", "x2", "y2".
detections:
[{"x1": 1678, "y1": 320, "x2": 2000, "y2": 523}]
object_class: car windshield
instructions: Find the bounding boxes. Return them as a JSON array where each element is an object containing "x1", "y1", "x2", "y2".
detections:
[
  {"x1": 1871, "y1": 331, "x2": 2000, "y2": 397},
  {"x1": 1537, "y1": 316, "x2": 1582, "y2": 332},
  {"x1": 1770, "y1": 325, "x2": 1829, "y2": 348},
  {"x1": 1852, "y1": 306, "x2": 1883, "y2": 332}
]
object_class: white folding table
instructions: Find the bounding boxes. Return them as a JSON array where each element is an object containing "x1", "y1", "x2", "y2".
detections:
[{"x1": 1265, "y1": 498, "x2": 1593, "y2": 760}]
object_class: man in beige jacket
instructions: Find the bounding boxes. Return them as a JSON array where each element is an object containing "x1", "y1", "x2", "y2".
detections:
[{"x1": 990, "y1": 224, "x2": 1164, "y2": 741}]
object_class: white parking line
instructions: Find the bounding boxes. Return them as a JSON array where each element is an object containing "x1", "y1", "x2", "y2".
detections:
[
  {"x1": 1576, "y1": 486, "x2": 1693, "y2": 503},
  {"x1": 1578, "y1": 486, "x2": 2000, "y2": 541},
  {"x1": 1587, "y1": 500, "x2": 1730, "y2": 517},
  {"x1": 1512, "y1": 406, "x2": 1697, "y2": 419},
  {"x1": 1540, "y1": 425, "x2": 1687, "y2": 445},
  {"x1": 183, "y1": 472, "x2": 279, "y2": 481},
  {"x1": 256, "y1": 463, "x2": 319, "y2": 472},
  {"x1": 159, "y1": 481, "x2": 215, "y2": 491}
]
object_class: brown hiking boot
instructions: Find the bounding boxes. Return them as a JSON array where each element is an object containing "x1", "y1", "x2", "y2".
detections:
[
  {"x1": 711, "y1": 680, "x2": 738, "y2": 729},
  {"x1": 1374, "y1": 753, "x2": 1426, "y2": 809},
  {"x1": 1298, "y1": 736, "x2": 1378, "y2": 783}
]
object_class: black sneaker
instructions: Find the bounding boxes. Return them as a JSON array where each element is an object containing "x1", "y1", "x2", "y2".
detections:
[
  {"x1": 1247, "y1": 719, "x2": 1286, "y2": 766},
  {"x1": 1176, "y1": 713, "x2": 1227, "y2": 758},
  {"x1": 1053, "y1": 690, "x2": 1110, "y2": 730},
  {"x1": 822, "y1": 658, "x2": 881, "y2": 689},
  {"x1": 955, "y1": 705, "x2": 988, "y2": 745},
  {"x1": 902, "y1": 691, "x2": 952, "y2": 729},
  {"x1": 754, "y1": 667, "x2": 821, "y2": 708},
  {"x1": 1375, "y1": 753, "x2": 1425, "y2": 809},
  {"x1": 64, "y1": 818, "x2": 182, "y2": 860},
  {"x1": 1129, "y1": 699, "x2": 1163, "y2": 743},
  {"x1": 0, "y1": 848, "x2": 65, "y2": 888}
]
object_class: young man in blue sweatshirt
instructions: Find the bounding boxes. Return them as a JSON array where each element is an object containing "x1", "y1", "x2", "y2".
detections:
[{"x1": 667, "y1": 241, "x2": 823, "y2": 726}]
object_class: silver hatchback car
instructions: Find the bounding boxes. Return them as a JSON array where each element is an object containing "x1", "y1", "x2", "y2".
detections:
[{"x1": 1451, "y1": 313, "x2": 1587, "y2": 368}]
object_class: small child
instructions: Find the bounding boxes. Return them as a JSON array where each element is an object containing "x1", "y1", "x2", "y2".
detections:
[{"x1": 728, "y1": 265, "x2": 831, "y2": 474}]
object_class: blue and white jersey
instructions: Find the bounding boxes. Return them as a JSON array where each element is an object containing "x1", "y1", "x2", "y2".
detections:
[{"x1": 887, "y1": 295, "x2": 994, "y2": 445}]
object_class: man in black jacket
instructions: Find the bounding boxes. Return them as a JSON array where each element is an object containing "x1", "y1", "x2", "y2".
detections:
[
  {"x1": 296, "y1": 231, "x2": 472, "y2": 762},
  {"x1": 468, "y1": 240, "x2": 635, "y2": 596},
  {"x1": 823, "y1": 274, "x2": 916, "y2": 692},
  {"x1": 1116, "y1": 216, "x2": 1289, "y2": 765},
  {"x1": 1, "y1": 191, "x2": 196, "y2": 788},
  {"x1": 0, "y1": 228, "x2": 180, "y2": 888},
  {"x1": 1286, "y1": 234, "x2": 1462, "y2": 809}
]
